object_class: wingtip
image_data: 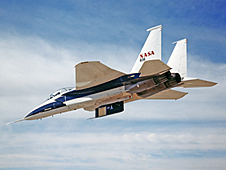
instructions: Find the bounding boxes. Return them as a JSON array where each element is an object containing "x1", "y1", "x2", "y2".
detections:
[{"x1": 212, "y1": 82, "x2": 218, "y2": 86}]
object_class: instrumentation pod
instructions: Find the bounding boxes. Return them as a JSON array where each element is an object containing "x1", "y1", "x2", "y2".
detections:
[{"x1": 95, "y1": 101, "x2": 124, "y2": 118}]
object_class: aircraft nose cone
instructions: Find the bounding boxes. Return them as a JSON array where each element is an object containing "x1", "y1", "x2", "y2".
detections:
[
  {"x1": 24, "y1": 111, "x2": 35, "y2": 119},
  {"x1": 24, "y1": 106, "x2": 42, "y2": 119}
]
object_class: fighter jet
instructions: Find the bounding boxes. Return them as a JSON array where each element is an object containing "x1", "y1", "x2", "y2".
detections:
[{"x1": 7, "y1": 25, "x2": 217, "y2": 124}]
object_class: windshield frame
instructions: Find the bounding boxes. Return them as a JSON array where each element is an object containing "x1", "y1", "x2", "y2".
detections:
[{"x1": 47, "y1": 87, "x2": 74, "y2": 100}]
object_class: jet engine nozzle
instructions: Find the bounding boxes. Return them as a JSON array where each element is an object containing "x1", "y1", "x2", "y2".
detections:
[
  {"x1": 137, "y1": 73, "x2": 182, "y2": 98},
  {"x1": 126, "y1": 71, "x2": 172, "y2": 94},
  {"x1": 172, "y1": 73, "x2": 181, "y2": 83}
]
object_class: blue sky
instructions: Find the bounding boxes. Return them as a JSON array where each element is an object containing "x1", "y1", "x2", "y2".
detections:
[{"x1": 0, "y1": 0, "x2": 226, "y2": 169}]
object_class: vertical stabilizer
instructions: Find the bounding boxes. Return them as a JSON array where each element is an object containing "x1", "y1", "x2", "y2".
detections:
[
  {"x1": 167, "y1": 39, "x2": 187, "y2": 80},
  {"x1": 167, "y1": 39, "x2": 217, "y2": 88},
  {"x1": 131, "y1": 25, "x2": 162, "y2": 73}
]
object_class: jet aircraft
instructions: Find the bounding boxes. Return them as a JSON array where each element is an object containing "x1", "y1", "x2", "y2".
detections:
[{"x1": 7, "y1": 25, "x2": 217, "y2": 124}]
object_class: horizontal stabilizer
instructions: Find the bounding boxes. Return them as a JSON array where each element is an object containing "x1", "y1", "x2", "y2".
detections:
[
  {"x1": 145, "y1": 89, "x2": 188, "y2": 100},
  {"x1": 139, "y1": 60, "x2": 171, "y2": 77},
  {"x1": 75, "y1": 61, "x2": 125, "y2": 90},
  {"x1": 180, "y1": 78, "x2": 217, "y2": 88}
]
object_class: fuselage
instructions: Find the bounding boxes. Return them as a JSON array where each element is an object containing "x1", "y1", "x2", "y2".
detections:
[{"x1": 24, "y1": 71, "x2": 181, "y2": 120}]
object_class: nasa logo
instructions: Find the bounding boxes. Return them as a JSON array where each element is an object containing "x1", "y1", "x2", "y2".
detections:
[{"x1": 140, "y1": 51, "x2": 155, "y2": 62}]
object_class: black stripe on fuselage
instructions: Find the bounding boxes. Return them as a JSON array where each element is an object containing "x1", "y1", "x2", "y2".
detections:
[{"x1": 63, "y1": 73, "x2": 142, "y2": 100}]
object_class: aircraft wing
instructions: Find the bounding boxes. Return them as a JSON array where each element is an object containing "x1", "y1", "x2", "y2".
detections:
[
  {"x1": 75, "y1": 61, "x2": 126, "y2": 90},
  {"x1": 145, "y1": 89, "x2": 188, "y2": 100},
  {"x1": 138, "y1": 60, "x2": 171, "y2": 77}
]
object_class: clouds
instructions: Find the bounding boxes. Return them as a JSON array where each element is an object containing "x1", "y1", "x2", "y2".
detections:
[
  {"x1": 1, "y1": 119, "x2": 226, "y2": 170},
  {"x1": 0, "y1": 35, "x2": 76, "y2": 121}
]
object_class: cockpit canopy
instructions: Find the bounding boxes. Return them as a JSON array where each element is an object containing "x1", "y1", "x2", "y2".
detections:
[{"x1": 48, "y1": 87, "x2": 74, "y2": 100}]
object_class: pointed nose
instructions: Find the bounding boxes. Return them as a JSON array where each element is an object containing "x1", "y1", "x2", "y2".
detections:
[
  {"x1": 24, "y1": 103, "x2": 51, "y2": 120},
  {"x1": 25, "y1": 108, "x2": 42, "y2": 120}
]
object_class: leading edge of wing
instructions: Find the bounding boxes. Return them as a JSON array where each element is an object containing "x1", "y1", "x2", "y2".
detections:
[
  {"x1": 75, "y1": 61, "x2": 126, "y2": 90},
  {"x1": 145, "y1": 89, "x2": 188, "y2": 100}
]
